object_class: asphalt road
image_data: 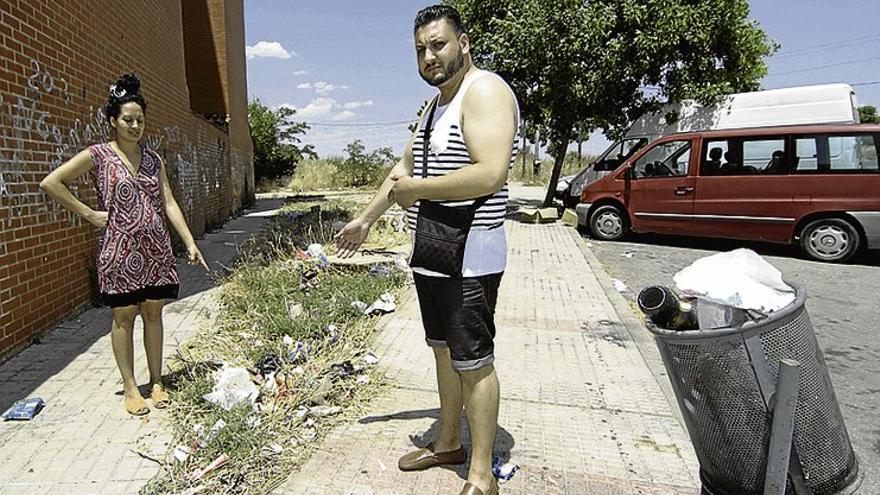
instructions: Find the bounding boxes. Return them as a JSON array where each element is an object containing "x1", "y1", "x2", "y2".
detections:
[{"x1": 586, "y1": 231, "x2": 879, "y2": 493}]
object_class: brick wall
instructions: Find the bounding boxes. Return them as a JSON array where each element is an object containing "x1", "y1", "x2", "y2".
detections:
[{"x1": 0, "y1": 0, "x2": 254, "y2": 358}]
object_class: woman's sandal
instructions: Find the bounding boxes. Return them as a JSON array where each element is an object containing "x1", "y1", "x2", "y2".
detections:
[
  {"x1": 151, "y1": 383, "x2": 170, "y2": 409},
  {"x1": 124, "y1": 395, "x2": 150, "y2": 416}
]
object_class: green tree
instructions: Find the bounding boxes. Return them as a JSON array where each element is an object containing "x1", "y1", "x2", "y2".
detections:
[
  {"x1": 859, "y1": 105, "x2": 879, "y2": 124},
  {"x1": 334, "y1": 139, "x2": 398, "y2": 188},
  {"x1": 248, "y1": 99, "x2": 316, "y2": 180},
  {"x1": 448, "y1": 0, "x2": 777, "y2": 205}
]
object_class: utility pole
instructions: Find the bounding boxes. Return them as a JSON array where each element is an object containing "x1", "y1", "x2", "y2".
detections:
[{"x1": 533, "y1": 128, "x2": 541, "y2": 176}]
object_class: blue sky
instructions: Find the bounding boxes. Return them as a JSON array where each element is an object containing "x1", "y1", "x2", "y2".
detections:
[{"x1": 244, "y1": 0, "x2": 880, "y2": 158}]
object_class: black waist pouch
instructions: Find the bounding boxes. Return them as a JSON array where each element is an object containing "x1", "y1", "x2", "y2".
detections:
[
  {"x1": 409, "y1": 96, "x2": 491, "y2": 277},
  {"x1": 410, "y1": 198, "x2": 488, "y2": 277}
]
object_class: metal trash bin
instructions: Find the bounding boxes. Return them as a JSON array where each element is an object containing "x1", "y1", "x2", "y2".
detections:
[{"x1": 647, "y1": 284, "x2": 861, "y2": 494}]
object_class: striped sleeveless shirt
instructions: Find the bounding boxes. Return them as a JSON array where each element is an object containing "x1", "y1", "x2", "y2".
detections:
[{"x1": 406, "y1": 69, "x2": 520, "y2": 277}]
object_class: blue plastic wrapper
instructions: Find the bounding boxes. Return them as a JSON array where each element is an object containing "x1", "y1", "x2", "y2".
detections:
[
  {"x1": 491, "y1": 456, "x2": 519, "y2": 481},
  {"x1": 2, "y1": 398, "x2": 45, "y2": 420}
]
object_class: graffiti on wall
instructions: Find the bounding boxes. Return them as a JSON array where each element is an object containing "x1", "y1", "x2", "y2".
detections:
[{"x1": 0, "y1": 58, "x2": 223, "y2": 233}]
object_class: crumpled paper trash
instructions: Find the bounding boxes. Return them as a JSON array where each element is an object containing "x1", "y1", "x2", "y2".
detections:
[
  {"x1": 365, "y1": 293, "x2": 396, "y2": 316},
  {"x1": 306, "y1": 243, "x2": 330, "y2": 266},
  {"x1": 203, "y1": 366, "x2": 259, "y2": 411},
  {"x1": 673, "y1": 248, "x2": 795, "y2": 313}
]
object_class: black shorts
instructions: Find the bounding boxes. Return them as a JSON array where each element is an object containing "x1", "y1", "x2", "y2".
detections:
[
  {"x1": 413, "y1": 272, "x2": 503, "y2": 372},
  {"x1": 101, "y1": 284, "x2": 179, "y2": 308}
]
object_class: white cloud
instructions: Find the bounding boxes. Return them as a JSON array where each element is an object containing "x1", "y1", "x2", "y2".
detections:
[
  {"x1": 278, "y1": 97, "x2": 373, "y2": 122},
  {"x1": 314, "y1": 81, "x2": 338, "y2": 95},
  {"x1": 332, "y1": 110, "x2": 357, "y2": 121},
  {"x1": 288, "y1": 97, "x2": 338, "y2": 120},
  {"x1": 292, "y1": 70, "x2": 308, "y2": 75},
  {"x1": 297, "y1": 83, "x2": 312, "y2": 89},
  {"x1": 246, "y1": 41, "x2": 294, "y2": 60},
  {"x1": 343, "y1": 100, "x2": 374, "y2": 110}
]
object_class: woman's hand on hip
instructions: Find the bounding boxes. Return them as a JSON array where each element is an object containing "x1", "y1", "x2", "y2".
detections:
[{"x1": 87, "y1": 210, "x2": 109, "y2": 228}]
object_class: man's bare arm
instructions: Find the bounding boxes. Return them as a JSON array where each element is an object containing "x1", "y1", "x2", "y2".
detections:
[{"x1": 393, "y1": 76, "x2": 517, "y2": 205}]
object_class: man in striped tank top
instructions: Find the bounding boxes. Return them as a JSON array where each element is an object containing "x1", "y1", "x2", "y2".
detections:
[{"x1": 336, "y1": 6, "x2": 518, "y2": 495}]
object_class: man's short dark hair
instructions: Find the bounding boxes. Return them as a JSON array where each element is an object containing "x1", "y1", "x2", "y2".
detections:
[{"x1": 414, "y1": 5, "x2": 466, "y2": 35}]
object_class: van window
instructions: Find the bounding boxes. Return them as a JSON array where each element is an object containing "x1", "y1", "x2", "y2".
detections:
[
  {"x1": 793, "y1": 133, "x2": 879, "y2": 173},
  {"x1": 701, "y1": 137, "x2": 786, "y2": 176},
  {"x1": 633, "y1": 140, "x2": 691, "y2": 178},
  {"x1": 594, "y1": 137, "x2": 649, "y2": 171}
]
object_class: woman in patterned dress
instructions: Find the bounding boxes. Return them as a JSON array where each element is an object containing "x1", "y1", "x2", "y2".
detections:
[{"x1": 40, "y1": 74, "x2": 208, "y2": 416}]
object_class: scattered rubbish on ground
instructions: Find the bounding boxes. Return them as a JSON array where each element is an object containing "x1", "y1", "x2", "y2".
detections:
[
  {"x1": 621, "y1": 251, "x2": 636, "y2": 259},
  {"x1": 172, "y1": 445, "x2": 192, "y2": 463},
  {"x1": 1, "y1": 398, "x2": 45, "y2": 421},
  {"x1": 323, "y1": 324, "x2": 340, "y2": 343},
  {"x1": 561, "y1": 208, "x2": 579, "y2": 227},
  {"x1": 282, "y1": 335, "x2": 294, "y2": 346},
  {"x1": 288, "y1": 340, "x2": 309, "y2": 363},
  {"x1": 362, "y1": 351, "x2": 379, "y2": 365},
  {"x1": 377, "y1": 458, "x2": 387, "y2": 471},
  {"x1": 365, "y1": 292, "x2": 396, "y2": 315},
  {"x1": 286, "y1": 300, "x2": 303, "y2": 320},
  {"x1": 369, "y1": 264, "x2": 392, "y2": 277},
  {"x1": 255, "y1": 354, "x2": 283, "y2": 376},
  {"x1": 492, "y1": 456, "x2": 520, "y2": 481},
  {"x1": 203, "y1": 367, "x2": 259, "y2": 411},
  {"x1": 330, "y1": 360, "x2": 364, "y2": 378},
  {"x1": 306, "y1": 243, "x2": 330, "y2": 266},
  {"x1": 189, "y1": 453, "x2": 229, "y2": 481},
  {"x1": 351, "y1": 300, "x2": 368, "y2": 313},
  {"x1": 307, "y1": 405, "x2": 343, "y2": 417},
  {"x1": 261, "y1": 443, "x2": 283, "y2": 456},
  {"x1": 518, "y1": 207, "x2": 558, "y2": 223},
  {"x1": 357, "y1": 375, "x2": 370, "y2": 385},
  {"x1": 610, "y1": 278, "x2": 630, "y2": 294}
]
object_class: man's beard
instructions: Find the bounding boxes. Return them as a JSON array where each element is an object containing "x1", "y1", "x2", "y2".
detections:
[{"x1": 421, "y1": 51, "x2": 465, "y2": 87}]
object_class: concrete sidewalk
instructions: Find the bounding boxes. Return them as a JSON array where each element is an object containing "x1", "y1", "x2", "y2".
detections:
[
  {"x1": 0, "y1": 186, "x2": 701, "y2": 494},
  {"x1": 275, "y1": 186, "x2": 700, "y2": 494},
  {"x1": 0, "y1": 198, "x2": 284, "y2": 495}
]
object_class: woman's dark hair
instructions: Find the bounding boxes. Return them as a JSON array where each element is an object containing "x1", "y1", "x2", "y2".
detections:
[
  {"x1": 104, "y1": 73, "x2": 147, "y2": 122},
  {"x1": 414, "y1": 5, "x2": 466, "y2": 35}
]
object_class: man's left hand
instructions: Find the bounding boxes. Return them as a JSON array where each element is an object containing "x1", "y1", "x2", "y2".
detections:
[{"x1": 389, "y1": 174, "x2": 420, "y2": 208}]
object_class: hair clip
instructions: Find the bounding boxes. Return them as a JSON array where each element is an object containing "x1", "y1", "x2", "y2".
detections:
[{"x1": 109, "y1": 83, "x2": 127, "y2": 98}]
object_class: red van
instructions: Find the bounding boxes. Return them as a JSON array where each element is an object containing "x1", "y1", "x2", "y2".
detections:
[{"x1": 575, "y1": 124, "x2": 880, "y2": 262}]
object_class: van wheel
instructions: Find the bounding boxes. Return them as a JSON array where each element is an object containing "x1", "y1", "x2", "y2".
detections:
[
  {"x1": 799, "y1": 218, "x2": 860, "y2": 262},
  {"x1": 589, "y1": 205, "x2": 629, "y2": 241}
]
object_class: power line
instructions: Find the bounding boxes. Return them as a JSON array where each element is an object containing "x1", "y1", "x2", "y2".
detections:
[
  {"x1": 303, "y1": 119, "x2": 415, "y2": 127},
  {"x1": 766, "y1": 55, "x2": 880, "y2": 77},
  {"x1": 852, "y1": 81, "x2": 880, "y2": 87},
  {"x1": 772, "y1": 34, "x2": 880, "y2": 59}
]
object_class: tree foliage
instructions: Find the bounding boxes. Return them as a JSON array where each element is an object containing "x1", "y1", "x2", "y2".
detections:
[
  {"x1": 334, "y1": 139, "x2": 397, "y2": 188},
  {"x1": 859, "y1": 105, "x2": 879, "y2": 124},
  {"x1": 248, "y1": 99, "x2": 317, "y2": 180},
  {"x1": 447, "y1": 0, "x2": 777, "y2": 205}
]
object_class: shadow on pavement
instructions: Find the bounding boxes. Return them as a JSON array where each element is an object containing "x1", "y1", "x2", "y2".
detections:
[
  {"x1": 359, "y1": 407, "x2": 516, "y2": 481},
  {"x1": 0, "y1": 198, "x2": 284, "y2": 413}
]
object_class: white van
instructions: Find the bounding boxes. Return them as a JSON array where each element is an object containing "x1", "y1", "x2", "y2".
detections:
[{"x1": 558, "y1": 84, "x2": 861, "y2": 207}]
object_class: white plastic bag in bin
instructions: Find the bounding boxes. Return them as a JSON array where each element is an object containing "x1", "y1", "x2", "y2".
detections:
[{"x1": 674, "y1": 248, "x2": 795, "y2": 314}]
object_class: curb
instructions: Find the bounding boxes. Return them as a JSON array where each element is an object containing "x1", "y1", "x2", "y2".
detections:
[{"x1": 566, "y1": 227, "x2": 689, "y2": 430}]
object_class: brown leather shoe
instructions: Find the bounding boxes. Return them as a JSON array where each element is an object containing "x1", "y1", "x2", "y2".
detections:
[
  {"x1": 398, "y1": 442, "x2": 467, "y2": 471},
  {"x1": 459, "y1": 478, "x2": 499, "y2": 495}
]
